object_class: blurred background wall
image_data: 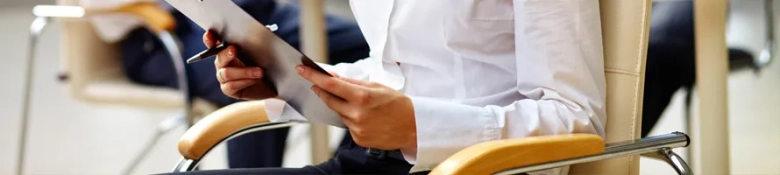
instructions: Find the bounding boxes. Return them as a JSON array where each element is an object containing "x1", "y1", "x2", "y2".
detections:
[
  {"x1": 0, "y1": 0, "x2": 52, "y2": 7},
  {"x1": 0, "y1": 0, "x2": 777, "y2": 174}
]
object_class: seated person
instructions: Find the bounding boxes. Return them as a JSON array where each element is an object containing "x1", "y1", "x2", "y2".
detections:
[
  {"x1": 120, "y1": 0, "x2": 369, "y2": 168},
  {"x1": 162, "y1": 0, "x2": 606, "y2": 174},
  {"x1": 642, "y1": 0, "x2": 754, "y2": 136}
]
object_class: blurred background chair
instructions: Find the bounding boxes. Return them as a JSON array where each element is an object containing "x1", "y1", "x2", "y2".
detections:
[
  {"x1": 168, "y1": 0, "x2": 691, "y2": 174},
  {"x1": 641, "y1": 1, "x2": 775, "y2": 164},
  {"x1": 643, "y1": 0, "x2": 776, "y2": 137},
  {"x1": 17, "y1": 1, "x2": 219, "y2": 175}
]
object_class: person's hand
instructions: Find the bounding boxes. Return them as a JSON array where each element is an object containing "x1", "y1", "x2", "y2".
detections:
[
  {"x1": 204, "y1": 31, "x2": 276, "y2": 100},
  {"x1": 296, "y1": 65, "x2": 417, "y2": 150}
]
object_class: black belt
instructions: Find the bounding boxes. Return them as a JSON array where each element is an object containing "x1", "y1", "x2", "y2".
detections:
[{"x1": 366, "y1": 148, "x2": 406, "y2": 161}]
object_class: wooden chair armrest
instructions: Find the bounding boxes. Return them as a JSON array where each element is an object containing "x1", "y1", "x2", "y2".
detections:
[
  {"x1": 87, "y1": 2, "x2": 176, "y2": 32},
  {"x1": 430, "y1": 134, "x2": 605, "y2": 175},
  {"x1": 178, "y1": 100, "x2": 270, "y2": 160}
]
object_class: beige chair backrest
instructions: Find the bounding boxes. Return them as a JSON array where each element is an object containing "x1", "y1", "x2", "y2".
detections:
[
  {"x1": 57, "y1": 0, "x2": 123, "y2": 95},
  {"x1": 56, "y1": 0, "x2": 217, "y2": 112},
  {"x1": 569, "y1": 0, "x2": 651, "y2": 175}
]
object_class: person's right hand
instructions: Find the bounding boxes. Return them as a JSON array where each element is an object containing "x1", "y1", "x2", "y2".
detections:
[{"x1": 204, "y1": 31, "x2": 277, "y2": 100}]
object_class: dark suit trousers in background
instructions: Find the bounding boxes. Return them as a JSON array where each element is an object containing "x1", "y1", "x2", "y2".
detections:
[{"x1": 643, "y1": 1, "x2": 697, "y2": 136}]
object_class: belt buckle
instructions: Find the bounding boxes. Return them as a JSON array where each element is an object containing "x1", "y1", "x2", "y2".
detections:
[{"x1": 366, "y1": 148, "x2": 387, "y2": 159}]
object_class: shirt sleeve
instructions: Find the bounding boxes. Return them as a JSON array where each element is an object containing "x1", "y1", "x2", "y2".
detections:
[
  {"x1": 403, "y1": 0, "x2": 607, "y2": 172},
  {"x1": 264, "y1": 57, "x2": 377, "y2": 122}
]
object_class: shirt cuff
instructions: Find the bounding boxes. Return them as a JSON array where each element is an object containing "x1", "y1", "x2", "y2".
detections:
[{"x1": 403, "y1": 97, "x2": 502, "y2": 173}]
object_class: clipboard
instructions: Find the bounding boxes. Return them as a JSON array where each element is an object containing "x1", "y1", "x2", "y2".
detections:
[{"x1": 164, "y1": 0, "x2": 344, "y2": 127}]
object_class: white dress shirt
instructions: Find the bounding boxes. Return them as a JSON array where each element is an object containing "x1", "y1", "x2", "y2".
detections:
[{"x1": 266, "y1": 0, "x2": 607, "y2": 174}]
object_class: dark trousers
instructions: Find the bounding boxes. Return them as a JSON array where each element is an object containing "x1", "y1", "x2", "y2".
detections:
[
  {"x1": 642, "y1": 1, "x2": 697, "y2": 137},
  {"x1": 121, "y1": 1, "x2": 369, "y2": 169},
  {"x1": 159, "y1": 134, "x2": 425, "y2": 175}
]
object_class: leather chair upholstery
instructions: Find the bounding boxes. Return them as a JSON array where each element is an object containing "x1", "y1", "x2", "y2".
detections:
[{"x1": 569, "y1": 0, "x2": 652, "y2": 174}]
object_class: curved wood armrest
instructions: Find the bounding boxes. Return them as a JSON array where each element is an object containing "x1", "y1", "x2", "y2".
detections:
[
  {"x1": 178, "y1": 100, "x2": 270, "y2": 160},
  {"x1": 430, "y1": 134, "x2": 605, "y2": 175},
  {"x1": 88, "y1": 2, "x2": 176, "y2": 32}
]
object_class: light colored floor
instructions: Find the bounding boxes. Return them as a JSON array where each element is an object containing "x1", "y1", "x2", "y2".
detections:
[
  {"x1": 0, "y1": 1, "x2": 778, "y2": 174},
  {"x1": 0, "y1": 5, "x2": 210, "y2": 174}
]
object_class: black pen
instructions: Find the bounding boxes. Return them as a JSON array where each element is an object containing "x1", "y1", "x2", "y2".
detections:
[
  {"x1": 186, "y1": 41, "x2": 228, "y2": 64},
  {"x1": 186, "y1": 24, "x2": 278, "y2": 64}
]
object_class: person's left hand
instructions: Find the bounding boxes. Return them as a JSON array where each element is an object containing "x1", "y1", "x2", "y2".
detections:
[{"x1": 296, "y1": 65, "x2": 417, "y2": 150}]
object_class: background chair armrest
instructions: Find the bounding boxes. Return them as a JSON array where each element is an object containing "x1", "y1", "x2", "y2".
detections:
[
  {"x1": 431, "y1": 134, "x2": 605, "y2": 175},
  {"x1": 178, "y1": 100, "x2": 271, "y2": 160},
  {"x1": 87, "y1": 2, "x2": 176, "y2": 32}
]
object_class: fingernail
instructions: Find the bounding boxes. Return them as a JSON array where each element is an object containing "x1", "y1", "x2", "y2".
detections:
[
  {"x1": 253, "y1": 68, "x2": 263, "y2": 77},
  {"x1": 310, "y1": 86, "x2": 319, "y2": 94},
  {"x1": 295, "y1": 65, "x2": 304, "y2": 74},
  {"x1": 227, "y1": 47, "x2": 234, "y2": 57}
]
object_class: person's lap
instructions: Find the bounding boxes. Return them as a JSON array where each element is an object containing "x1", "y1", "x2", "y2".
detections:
[{"x1": 158, "y1": 134, "x2": 421, "y2": 175}]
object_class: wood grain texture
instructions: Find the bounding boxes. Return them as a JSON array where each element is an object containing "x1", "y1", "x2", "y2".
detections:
[
  {"x1": 178, "y1": 101, "x2": 270, "y2": 160},
  {"x1": 430, "y1": 134, "x2": 605, "y2": 175}
]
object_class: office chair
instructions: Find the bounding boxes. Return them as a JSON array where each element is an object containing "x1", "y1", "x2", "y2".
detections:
[
  {"x1": 168, "y1": 0, "x2": 692, "y2": 174},
  {"x1": 28, "y1": 1, "x2": 219, "y2": 174}
]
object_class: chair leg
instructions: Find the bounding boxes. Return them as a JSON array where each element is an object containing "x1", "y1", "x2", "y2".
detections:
[
  {"x1": 683, "y1": 87, "x2": 694, "y2": 165},
  {"x1": 154, "y1": 31, "x2": 193, "y2": 127},
  {"x1": 17, "y1": 16, "x2": 49, "y2": 175},
  {"x1": 757, "y1": 0, "x2": 775, "y2": 69},
  {"x1": 658, "y1": 148, "x2": 693, "y2": 175},
  {"x1": 172, "y1": 158, "x2": 200, "y2": 173},
  {"x1": 123, "y1": 115, "x2": 186, "y2": 175}
]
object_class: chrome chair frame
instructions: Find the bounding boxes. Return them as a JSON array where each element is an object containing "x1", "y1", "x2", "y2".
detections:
[
  {"x1": 18, "y1": 9, "x2": 195, "y2": 175},
  {"x1": 17, "y1": 16, "x2": 49, "y2": 175},
  {"x1": 172, "y1": 122, "x2": 299, "y2": 172},
  {"x1": 123, "y1": 30, "x2": 194, "y2": 175},
  {"x1": 169, "y1": 120, "x2": 691, "y2": 175},
  {"x1": 757, "y1": 0, "x2": 775, "y2": 69}
]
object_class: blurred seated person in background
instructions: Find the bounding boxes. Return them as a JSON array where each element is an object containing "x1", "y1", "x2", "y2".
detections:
[
  {"x1": 642, "y1": 0, "x2": 754, "y2": 136},
  {"x1": 120, "y1": 0, "x2": 368, "y2": 169}
]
